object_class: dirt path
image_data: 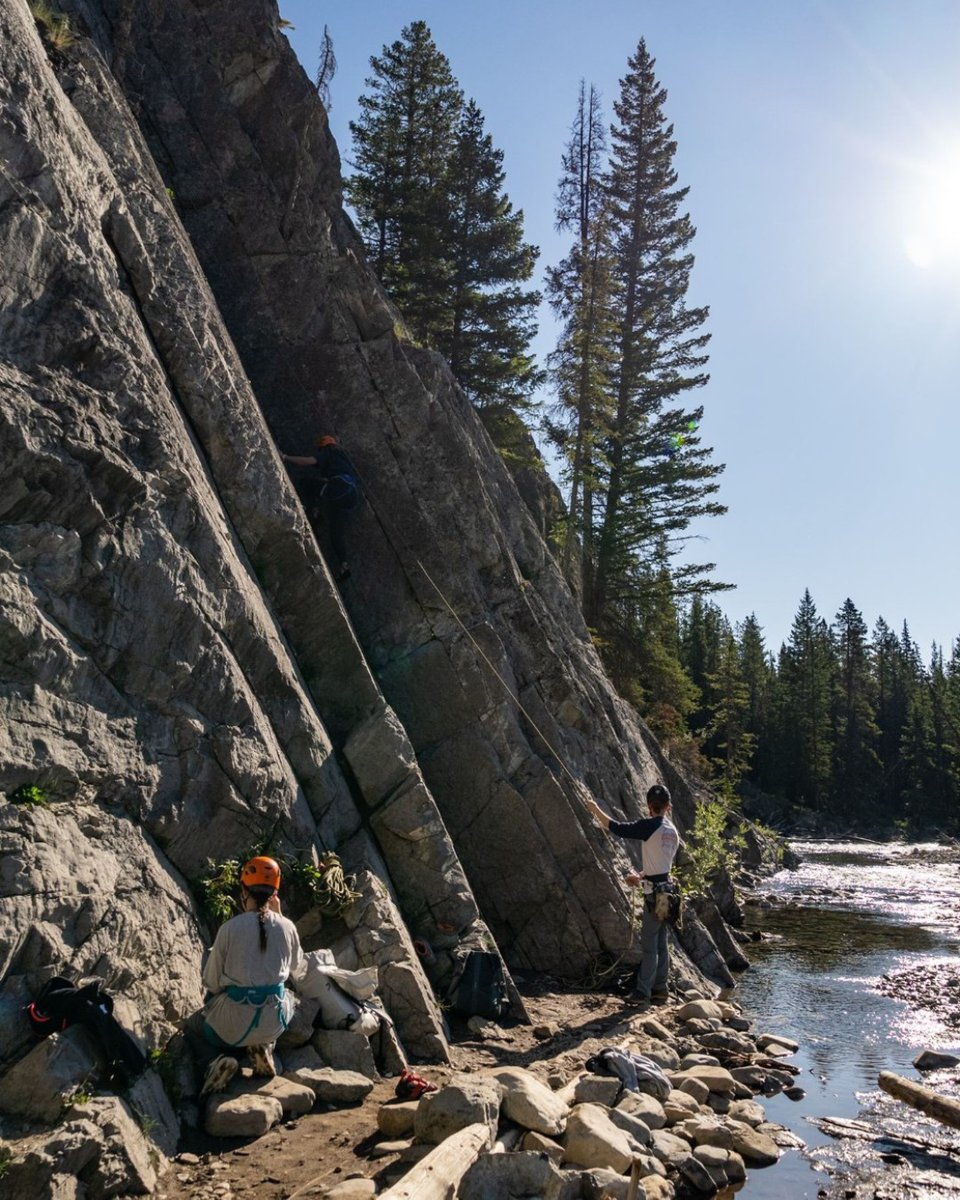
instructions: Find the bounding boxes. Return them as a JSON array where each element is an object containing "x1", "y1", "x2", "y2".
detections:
[{"x1": 158, "y1": 977, "x2": 636, "y2": 1200}]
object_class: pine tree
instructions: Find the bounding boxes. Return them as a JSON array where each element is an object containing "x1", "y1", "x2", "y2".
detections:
[
  {"x1": 737, "y1": 614, "x2": 776, "y2": 791},
  {"x1": 901, "y1": 646, "x2": 960, "y2": 831},
  {"x1": 829, "y1": 600, "x2": 881, "y2": 819},
  {"x1": 611, "y1": 557, "x2": 701, "y2": 765},
  {"x1": 873, "y1": 616, "x2": 908, "y2": 815},
  {"x1": 681, "y1": 596, "x2": 725, "y2": 737},
  {"x1": 588, "y1": 39, "x2": 724, "y2": 627},
  {"x1": 546, "y1": 81, "x2": 617, "y2": 588},
  {"x1": 346, "y1": 21, "x2": 462, "y2": 343},
  {"x1": 315, "y1": 25, "x2": 337, "y2": 108},
  {"x1": 441, "y1": 100, "x2": 541, "y2": 412},
  {"x1": 778, "y1": 590, "x2": 835, "y2": 810},
  {"x1": 702, "y1": 627, "x2": 756, "y2": 802},
  {"x1": 348, "y1": 25, "x2": 540, "y2": 414}
]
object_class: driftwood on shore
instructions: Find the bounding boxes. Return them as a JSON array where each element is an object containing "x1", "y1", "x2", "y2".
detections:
[
  {"x1": 378, "y1": 1122, "x2": 493, "y2": 1200},
  {"x1": 879, "y1": 1071, "x2": 960, "y2": 1131}
]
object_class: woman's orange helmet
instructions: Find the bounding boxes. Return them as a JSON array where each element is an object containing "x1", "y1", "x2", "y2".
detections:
[
  {"x1": 241, "y1": 856, "x2": 281, "y2": 891},
  {"x1": 316, "y1": 435, "x2": 337, "y2": 449}
]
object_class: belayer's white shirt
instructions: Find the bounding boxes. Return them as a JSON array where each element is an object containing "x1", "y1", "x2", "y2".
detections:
[{"x1": 607, "y1": 812, "x2": 680, "y2": 890}]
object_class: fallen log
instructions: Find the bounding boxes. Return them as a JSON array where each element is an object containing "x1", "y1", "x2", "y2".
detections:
[
  {"x1": 878, "y1": 1071, "x2": 960, "y2": 1131},
  {"x1": 627, "y1": 1158, "x2": 643, "y2": 1200},
  {"x1": 379, "y1": 1122, "x2": 494, "y2": 1200}
]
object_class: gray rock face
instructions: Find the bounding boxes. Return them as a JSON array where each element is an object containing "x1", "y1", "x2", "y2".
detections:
[
  {"x1": 0, "y1": 0, "x2": 750, "y2": 1180},
  {"x1": 0, "y1": 0, "x2": 456, "y2": 1076},
  {"x1": 57, "y1": 0, "x2": 708, "y2": 979},
  {"x1": 0, "y1": 1027, "x2": 103, "y2": 1123}
]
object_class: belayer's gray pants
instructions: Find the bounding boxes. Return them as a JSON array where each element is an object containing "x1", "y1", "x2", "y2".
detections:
[{"x1": 636, "y1": 903, "x2": 669, "y2": 998}]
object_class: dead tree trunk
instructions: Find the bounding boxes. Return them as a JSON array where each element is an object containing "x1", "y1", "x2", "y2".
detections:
[
  {"x1": 379, "y1": 1122, "x2": 494, "y2": 1200},
  {"x1": 878, "y1": 1070, "x2": 960, "y2": 1131}
]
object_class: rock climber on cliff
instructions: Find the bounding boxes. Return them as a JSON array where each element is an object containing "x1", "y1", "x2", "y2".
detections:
[
  {"x1": 282, "y1": 435, "x2": 361, "y2": 581},
  {"x1": 186, "y1": 856, "x2": 308, "y2": 1096},
  {"x1": 587, "y1": 784, "x2": 680, "y2": 1009}
]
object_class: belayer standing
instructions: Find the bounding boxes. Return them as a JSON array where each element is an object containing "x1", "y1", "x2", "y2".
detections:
[
  {"x1": 188, "y1": 856, "x2": 307, "y2": 1096},
  {"x1": 587, "y1": 784, "x2": 680, "y2": 1008},
  {"x1": 282, "y1": 435, "x2": 361, "y2": 581}
]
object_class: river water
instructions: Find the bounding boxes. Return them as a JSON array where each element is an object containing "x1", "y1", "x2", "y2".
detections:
[{"x1": 732, "y1": 840, "x2": 960, "y2": 1198}]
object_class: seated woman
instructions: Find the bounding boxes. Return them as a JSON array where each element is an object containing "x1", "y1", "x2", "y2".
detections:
[{"x1": 188, "y1": 856, "x2": 307, "y2": 1096}]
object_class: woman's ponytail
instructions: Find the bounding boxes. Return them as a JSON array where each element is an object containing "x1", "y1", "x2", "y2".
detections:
[{"x1": 246, "y1": 885, "x2": 275, "y2": 952}]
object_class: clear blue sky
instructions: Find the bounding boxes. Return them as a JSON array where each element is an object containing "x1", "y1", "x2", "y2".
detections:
[{"x1": 281, "y1": 1, "x2": 960, "y2": 658}]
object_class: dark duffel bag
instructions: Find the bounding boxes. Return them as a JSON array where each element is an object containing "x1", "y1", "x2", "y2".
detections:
[{"x1": 450, "y1": 950, "x2": 508, "y2": 1020}]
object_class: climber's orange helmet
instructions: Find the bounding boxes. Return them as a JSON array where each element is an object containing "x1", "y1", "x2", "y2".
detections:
[
  {"x1": 241, "y1": 856, "x2": 281, "y2": 892},
  {"x1": 316, "y1": 435, "x2": 337, "y2": 449}
]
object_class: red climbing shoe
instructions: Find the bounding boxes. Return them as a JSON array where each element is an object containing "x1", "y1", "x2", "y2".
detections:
[{"x1": 395, "y1": 1068, "x2": 438, "y2": 1100}]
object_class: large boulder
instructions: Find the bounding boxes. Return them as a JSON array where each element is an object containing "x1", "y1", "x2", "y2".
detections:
[
  {"x1": 459, "y1": 1151, "x2": 564, "y2": 1200},
  {"x1": 563, "y1": 1104, "x2": 641, "y2": 1174},
  {"x1": 413, "y1": 1076, "x2": 502, "y2": 1146},
  {"x1": 205, "y1": 1093, "x2": 284, "y2": 1138},
  {"x1": 0, "y1": 1028, "x2": 103, "y2": 1123},
  {"x1": 491, "y1": 1067, "x2": 569, "y2": 1136}
]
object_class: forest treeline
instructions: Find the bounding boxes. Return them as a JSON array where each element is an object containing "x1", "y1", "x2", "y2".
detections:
[
  {"x1": 330, "y1": 23, "x2": 956, "y2": 833},
  {"x1": 667, "y1": 590, "x2": 960, "y2": 835}
]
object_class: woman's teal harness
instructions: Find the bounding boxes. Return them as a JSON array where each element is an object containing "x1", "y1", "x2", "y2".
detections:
[{"x1": 203, "y1": 982, "x2": 288, "y2": 1048}]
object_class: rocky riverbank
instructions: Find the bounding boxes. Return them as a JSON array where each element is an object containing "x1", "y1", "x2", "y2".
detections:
[{"x1": 91, "y1": 979, "x2": 810, "y2": 1200}]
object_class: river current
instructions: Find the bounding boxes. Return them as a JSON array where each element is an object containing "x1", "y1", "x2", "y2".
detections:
[{"x1": 732, "y1": 840, "x2": 960, "y2": 1197}]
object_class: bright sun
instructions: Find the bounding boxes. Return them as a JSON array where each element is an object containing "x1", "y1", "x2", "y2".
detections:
[{"x1": 903, "y1": 146, "x2": 960, "y2": 268}]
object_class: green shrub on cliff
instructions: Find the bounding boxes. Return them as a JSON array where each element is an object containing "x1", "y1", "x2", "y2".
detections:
[
  {"x1": 29, "y1": 1, "x2": 76, "y2": 51},
  {"x1": 679, "y1": 799, "x2": 744, "y2": 900}
]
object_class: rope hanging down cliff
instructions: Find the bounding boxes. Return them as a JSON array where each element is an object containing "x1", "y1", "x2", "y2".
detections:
[
  {"x1": 339, "y1": 449, "x2": 586, "y2": 794},
  {"x1": 410, "y1": 553, "x2": 586, "y2": 795},
  {"x1": 280, "y1": 432, "x2": 586, "y2": 799}
]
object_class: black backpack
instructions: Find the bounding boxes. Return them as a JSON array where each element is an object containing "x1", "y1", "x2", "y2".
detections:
[
  {"x1": 27, "y1": 976, "x2": 146, "y2": 1087},
  {"x1": 450, "y1": 951, "x2": 508, "y2": 1021}
]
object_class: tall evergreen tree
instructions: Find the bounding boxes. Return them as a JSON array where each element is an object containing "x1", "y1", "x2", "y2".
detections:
[
  {"x1": 702, "y1": 627, "x2": 756, "y2": 801},
  {"x1": 588, "y1": 39, "x2": 724, "y2": 627},
  {"x1": 604, "y1": 549, "x2": 700, "y2": 756},
  {"x1": 901, "y1": 646, "x2": 960, "y2": 830},
  {"x1": 830, "y1": 599, "x2": 881, "y2": 819},
  {"x1": 737, "y1": 614, "x2": 776, "y2": 791},
  {"x1": 778, "y1": 590, "x2": 835, "y2": 809},
  {"x1": 348, "y1": 24, "x2": 540, "y2": 413},
  {"x1": 315, "y1": 25, "x2": 337, "y2": 108},
  {"x1": 546, "y1": 81, "x2": 617, "y2": 588},
  {"x1": 346, "y1": 21, "x2": 461, "y2": 344},
  {"x1": 681, "y1": 596, "x2": 725, "y2": 737},
  {"x1": 872, "y1": 616, "x2": 909, "y2": 815},
  {"x1": 442, "y1": 100, "x2": 541, "y2": 412}
]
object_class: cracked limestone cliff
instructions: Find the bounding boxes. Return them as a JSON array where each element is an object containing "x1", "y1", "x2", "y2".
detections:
[
  {"x1": 0, "y1": 0, "x2": 738, "y2": 1162},
  {"x1": 57, "y1": 0, "x2": 712, "y2": 968}
]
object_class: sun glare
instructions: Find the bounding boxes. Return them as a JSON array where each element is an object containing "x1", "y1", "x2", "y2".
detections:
[{"x1": 903, "y1": 145, "x2": 960, "y2": 268}]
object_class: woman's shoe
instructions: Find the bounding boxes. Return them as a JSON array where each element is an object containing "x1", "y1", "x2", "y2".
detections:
[
  {"x1": 200, "y1": 1054, "x2": 239, "y2": 1096},
  {"x1": 248, "y1": 1043, "x2": 277, "y2": 1078}
]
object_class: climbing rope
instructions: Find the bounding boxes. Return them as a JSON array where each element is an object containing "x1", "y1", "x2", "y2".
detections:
[
  {"x1": 312, "y1": 850, "x2": 360, "y2": 916},
  {"x1": 411, "y1": 554, "x2": 586, "y2": 795},
  {"x1": 578, "y1": 885, "x2": 642, "y2": 989}
]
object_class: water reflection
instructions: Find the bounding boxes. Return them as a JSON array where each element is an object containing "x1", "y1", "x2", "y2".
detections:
[
  {"x1": 746, "y1": 904, "x2": 940, "y2": 970},
  {"x1": 732, "y1": 840, "x2": 960, "y2": 1198}
]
